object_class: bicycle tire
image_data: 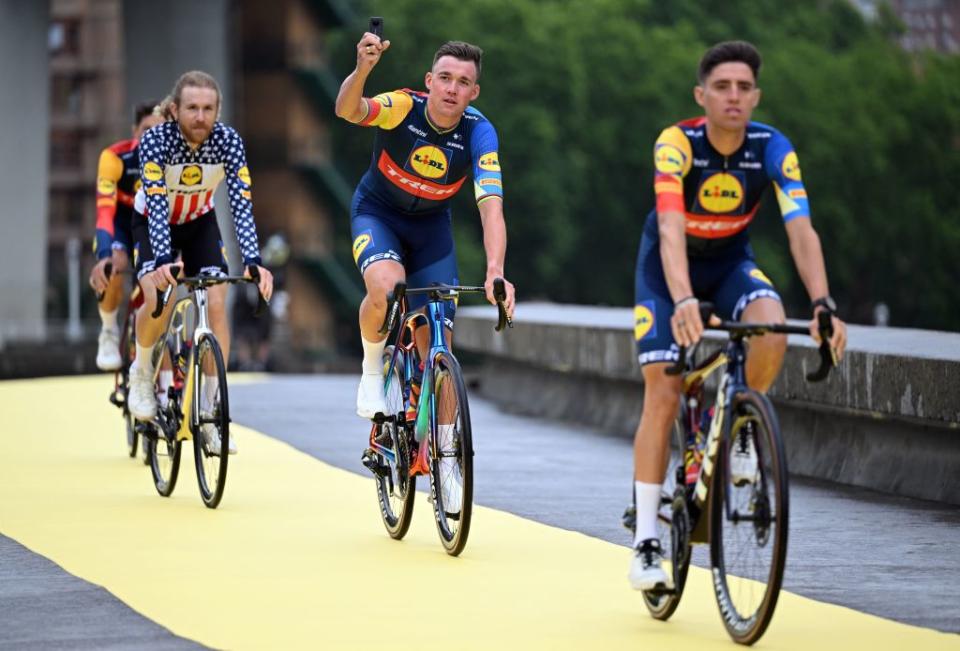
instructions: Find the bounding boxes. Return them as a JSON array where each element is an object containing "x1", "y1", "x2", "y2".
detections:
[
  {"x1": 148, "y1": 418, "x2": 182, "y2": 497},
  {"x1": 710, "y1": 389, "x2": 789, "y2": 645},
  {"x1": 428, "y1": 351, "x2": 473, "y2": 556},
  {"x1": 642, "y1": 415, "x2": 693, "y2": 620},
  {"x1": 192, "y1": 333, "x2": 230, "y2": 509},
  {"x1": 374, "y1": 346, "x2": 416, "y2": 539}
]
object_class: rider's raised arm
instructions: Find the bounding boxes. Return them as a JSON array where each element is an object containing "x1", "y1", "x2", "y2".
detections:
[
  {"x1": 335, "y1": 33, "x2": 392, "y2": 123},
  {"x1": 653, "y1": 126, "x2": 695, "y2": 304},
  {"x1": 219, "y1": 125, "x2": 262, "y2": 267},
  {"x1": 342, "y1": 89, "x2": 413, "y2": 129},
  {"x1": 138, "y1": 123, "x2": 175, "y2": 269},
  {"x1": 94, "y1": 147, "x2": 123, "y2": 260}
]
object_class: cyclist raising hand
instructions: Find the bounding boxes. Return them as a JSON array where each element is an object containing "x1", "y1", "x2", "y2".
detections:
[{"x1": 335, "y1": 32, "x2": 516, "y2": 420}]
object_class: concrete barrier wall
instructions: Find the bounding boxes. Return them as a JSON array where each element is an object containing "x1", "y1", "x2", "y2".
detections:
[{"x1": 456, "y1": 303, "x2": 960, "y2": 505}]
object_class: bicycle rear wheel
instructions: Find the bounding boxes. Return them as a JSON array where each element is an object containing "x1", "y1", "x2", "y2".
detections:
[
  {"x1": 642, "y1": 415, "x2": 693, "y2": 620},
  {"x1": 193, "y1": 333, "x2": 230, "y2": 509},
  {"x1": 374, "y1": 346, "x2": 416, "y2": 539},
  {"x1": 710, "y1": 389, "x2": 788, "y2": 645},
  {"x1": 428, "y1": 352, "x2": 473, "y2": 556}
]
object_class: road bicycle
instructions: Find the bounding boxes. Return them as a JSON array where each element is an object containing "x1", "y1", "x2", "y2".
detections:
[
  {"x1": 136, "y1": 265, "x2": 266, "y2": 509},
  {"x1": 362, "y1": 279, "x2": 510, "y2": 556},
  {"x1": 625, "y1": 304, "x2": 836, "y2": 644}
]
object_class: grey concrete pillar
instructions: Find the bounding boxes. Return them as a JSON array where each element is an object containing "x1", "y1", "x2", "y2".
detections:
[
  {"x1": 0, "y1": 1, "x2": 50, "y2": 344},
  {"x1": 122, "y1": 0, "x2": 241, "y2": 269}
]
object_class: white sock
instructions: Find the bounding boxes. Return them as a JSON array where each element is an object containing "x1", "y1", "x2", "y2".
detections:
[
  {"x1": 99, "y1": 308, "x2": 118, "y2": 331},
  {"x1": 201, "y1": 375, "x2": 219, "y2": 412},
  {"x1": 134, "y1": 344, "x2": 154, "y2": 374},
  {"x1": 158, "y1": 370, "x2": 172, "y2": 407},
  {"x1": 633, "y1": 481, "x2": 662, "y2": 547},
  {"x1": 361, "y1": 336, "x2": 386, "y2": 375}
]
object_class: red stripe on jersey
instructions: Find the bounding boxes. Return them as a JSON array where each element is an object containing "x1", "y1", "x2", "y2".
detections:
[
  {"x1": 172, "y1": 195, "x2": 185, "y2": 224},
  {"x1": 117, "y1": 190, "x2": 135, "y2": 207},
  {"x1": 187, "y1": 192, "x2": 200, "y2": 217},
  {"x1": 684, "y1": 204, "x2": 759, "y2": 239},
  {"x1": 677, "y1": 116, "x2": 707, "y2": 128},
  {"x1": 377, "y1": 150, "x2": 466, "y2": 200},
  {"x1": 358, "y1": 98, "x2": 382, "y2": 126}
]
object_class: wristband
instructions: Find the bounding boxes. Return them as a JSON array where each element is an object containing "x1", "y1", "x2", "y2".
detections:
[{"x1": 674, "y1": 296, "x2": 697, "y2": 309}]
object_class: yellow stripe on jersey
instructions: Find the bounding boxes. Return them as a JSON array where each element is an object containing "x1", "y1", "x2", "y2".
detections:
[
  {"x1": 654, "y1": 126, "x2": 693, "y2": 177},
  {"x1": 360, "y1": 91, "x2": 414, "y2": 130}
]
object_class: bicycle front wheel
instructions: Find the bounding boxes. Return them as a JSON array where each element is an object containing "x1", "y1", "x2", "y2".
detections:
[
  {"x1": 148, "y1": 419, "x2": 182, "y2": 497},
  {"x1": 429, "y1": 352, "x2": 473, "y2": 556},
  {"x1": 122, "y1": 312, "x2": 137, "y2": 458},
  {"x1": 374, "y1": 346, "x2": 416, "y2": 539},
  {"x1": 710, "y1": 389, "x2": 788, "y2": 645},
  {"x1": 192, "y1": 333, "x2": 230, "y2": 509}
]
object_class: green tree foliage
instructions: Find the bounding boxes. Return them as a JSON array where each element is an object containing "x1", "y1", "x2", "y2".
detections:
[{"x1": 328, "y1": 0, "x2": 960, "y2": 329}]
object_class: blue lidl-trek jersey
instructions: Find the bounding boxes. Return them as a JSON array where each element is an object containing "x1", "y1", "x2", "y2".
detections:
[{"x1": 353, "y1": 88, "x2": 503, "y2": 216}]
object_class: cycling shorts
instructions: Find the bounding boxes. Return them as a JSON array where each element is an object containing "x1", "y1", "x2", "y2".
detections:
[
  {"x1": 634, "y1": 233, "x2": 781, "y2": 365},
  {"x1": 132, "y1": 210, "x2": 228, "y2": 280},
  {"x1": 350, "y1": 192, "x2": 459, "y2": 322},
  {"x1": 112, "y1": 208, "x2": 133, "y2": 253}
]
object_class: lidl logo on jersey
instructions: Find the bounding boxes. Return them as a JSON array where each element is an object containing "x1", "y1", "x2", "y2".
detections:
[
  {"x1": 478, "y1": 152, "x2": 500, "y2": 172},
  {"x1": 352, "y1": 230, "x2": 373, "y2": 263},
  {"x1": 237, "y1": 166, "x2": 252, "y2": 186},
  {"x1": 749, "y1": 268, "x2": 773, "y2": 286},
  {"x1": 97, "y1": 179, "x2": 117, "y2": 195},
  {"x1": 654, "y1": 144, "x2": 685, "y2": 175},
  {"x1": 180, "y1": 165, "x2": 202, "y2": 186},
  {"x1": 698, "y1": 172, "x2": 744, "y2": 213},
  {"x1": 143, "y1": 161, "x2": 163, "y2": 182},
  {"x1": 781, "y1": 151, "x2": 801, "y2": 181},
  {"x1": 634, "y1": 301, "x2": 657, "y2": 341},
  {"x1": 409, "y1": 144, "x2": 450, "y2": 180}
]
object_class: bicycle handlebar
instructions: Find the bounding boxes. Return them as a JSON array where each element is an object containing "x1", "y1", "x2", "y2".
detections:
[
  {"x1": 376, "y1": 278, "x2": 512, "y2": 336},
  {"x1": 664, "y1": 301, "x2": 837, "y2": 382},
  {"x1": 150, "y1": 264, "x2": 269, "y2": 319}
]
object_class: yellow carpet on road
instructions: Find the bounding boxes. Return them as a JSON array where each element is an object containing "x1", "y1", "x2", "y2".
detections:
[{"x1": 0, "y1": 376, "x2": 956, "y2": 650}]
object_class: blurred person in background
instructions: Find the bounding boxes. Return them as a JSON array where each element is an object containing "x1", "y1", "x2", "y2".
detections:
[
  {"x1": 88, "y1": 100, "x2": 162, "y2": 370},
  {"x1": 232, "y1": 233, "x2": 289, "y2": 371}
]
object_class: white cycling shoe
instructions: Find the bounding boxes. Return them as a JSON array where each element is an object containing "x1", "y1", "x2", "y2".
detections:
[
  {"x1": 128, "y1": 362, "x2": 157, "y2": 420},
  {"x1": 356, "y1": 372, "x2": 386, "y2": 419},
  {"x1": 200, "y1": 411, "x2": 236, "y2": 455},
  {"x1": 629, "y1": 538, "x2": 672, "y2": 591},
  {"x1": 730, "y1": 430, "x2": 759, "y2": 487},
  {"x1": 96, "y1": 327, "x2": 122, "y2": 371}
]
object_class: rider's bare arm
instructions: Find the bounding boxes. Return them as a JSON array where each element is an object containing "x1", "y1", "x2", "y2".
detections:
[{"x1": 335, "y1": 32, "x2": 391, "y2": 123}]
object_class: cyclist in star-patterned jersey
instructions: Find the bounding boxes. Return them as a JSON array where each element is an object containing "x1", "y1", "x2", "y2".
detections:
[
  {"x1": 335, "y1": 35, "x2": 516, "y2": 421},
  {"x1": 88, "y1": 100, "x2": 162, "y2": 371},
  {"x1": 126, "y1": 71, "x2": 273, "y2": 455},
  {"x1": 627, "y1": 42, "x2": 847, "y2": 590}
]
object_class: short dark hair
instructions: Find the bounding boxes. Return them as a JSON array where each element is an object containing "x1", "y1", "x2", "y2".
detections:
[
  {"x1": 698, "y1": 41, "x2": 762, "y2": 84},
  {"x1": 432, "y1": 41, "x2": 483, "y2": 79},
  {"x1": 133, "y1": 100, "x2": 158, "y2": 126}
]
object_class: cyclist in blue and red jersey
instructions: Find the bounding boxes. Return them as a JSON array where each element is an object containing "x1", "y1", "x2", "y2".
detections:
[
  {"x1": 88, "y1": 101, "x2": 162, "y2": 370},
  {"x1": 628, "y1": 41, "x2": 848, "y2": 590},
  {"x1": 126, "y1": 71, "x2": 273, "y2": 455},
  {"x1": 335, "y1": 34, "x2": 516, "y2": 422}
]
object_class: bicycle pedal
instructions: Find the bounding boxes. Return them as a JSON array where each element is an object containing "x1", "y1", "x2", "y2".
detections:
[
  {"x1": 108, "y1": 391, "x2": 124, "y2": 407},
  {"x1": 361, "y1": 448, "x2": 389, "y2": 477},
  {"x1": 621, "y1": 505, "x2": 637, "y2": 533}
]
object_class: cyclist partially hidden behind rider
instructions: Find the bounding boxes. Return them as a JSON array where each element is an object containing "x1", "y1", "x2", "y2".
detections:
[
  {"x1": 126, "y1": 70, "x2": 273, "y2": 455},
  {"x1": 334, "y1": 33, "x2": 516, "y2": 428},
  {"x1": 628, "y1": 41, "x2": 847, "y2": 590},
  {"x1": 88, "y1": 100, "x2": 163, "y2": 370}
]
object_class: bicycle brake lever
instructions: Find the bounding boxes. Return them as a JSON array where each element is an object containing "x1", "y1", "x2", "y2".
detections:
[
  {"x1": 805, "y1": 310, "x2": 836, "y2": 382},
  {"x1": 150, "y1": 265, "x2": 181, "y2": 319},
  {"x1": 96, "y1": 262, "x2": 113, "y2": 303},
  {"x1": 492, "y1": 277, "x2": 512, "y2": 332},
  {"x1": 378, "y1": 282, "x2": 406, "y2": 336},
  {"x1": 665, "y1": 346, "x2": 687, "y2": 376},
  {"x1": 247, "y1": 264, "x2": 270, "y2": 318}
]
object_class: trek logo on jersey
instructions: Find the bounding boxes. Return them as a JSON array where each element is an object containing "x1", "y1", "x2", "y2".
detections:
[
  {"x1": 409, "y1": 145, "x2": 449, "y2": 179},
  {"x1": 478, "y1": 152, "x2": 500, "y2": 172},
  {"x1": 146, "y1": 186, "x2": 166, "y2": 196},
  {"x1": 654, "y1": 144, "x2": 685, "y2": 175},
  {"x1": 237, "y1": 166, "x2": 252, "y2": 186},
  {"x1": 97, "y1": 179, "x2": 117, "y2": 195},
  {"x1": 143, "y1": 162, "x2": 163, "y2": 182},
  {"x1": 781, "y1": 151, "x2": 801, "y2": 181},
  {"x1": 352, "y1": 230, "x2": 373, "y2": 263},
  {"x1": 749, "y1": 268, "x2": 773, "y2": 286},
  {"x1": 180, "y1": 165, "x2": 202, "y2": 186},
  {"x1": 698, "y1": 172, "x2": 744, "y2": 213},
  {"x1": 634, "y1": 301, "x2": 657, "y2": 341}
]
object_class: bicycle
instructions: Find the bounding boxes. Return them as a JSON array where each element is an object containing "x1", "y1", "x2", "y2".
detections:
[
  {"x1": 136, "y1": 264, "x2": 266, "y2": 509},
  {"x1": 361, "y1": 279, "x2": 511, "y2": 556},
  {"x1": 624, "y1": 304, "x2": 836, "y2": 645},
  {"x1": 98, "y1": 262, "x2": 145, "y2": 459}
]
